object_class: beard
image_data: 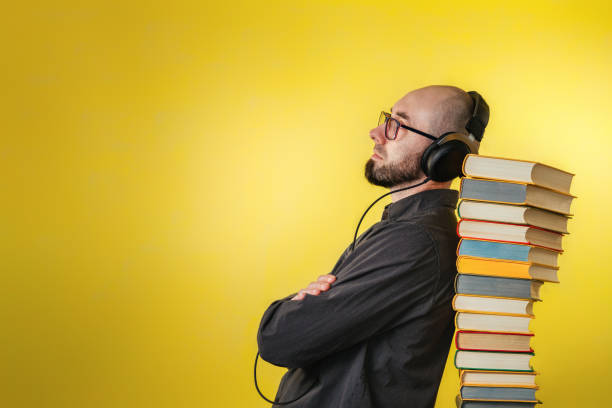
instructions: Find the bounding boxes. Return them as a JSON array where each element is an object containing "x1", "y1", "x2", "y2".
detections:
[{"x1": 364, "y1": 150, "x2": 424, "y2": 188}]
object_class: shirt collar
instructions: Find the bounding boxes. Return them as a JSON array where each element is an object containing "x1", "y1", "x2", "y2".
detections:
[{"x1": 381, "y1": 188, "x2": 459, "y2": 221}]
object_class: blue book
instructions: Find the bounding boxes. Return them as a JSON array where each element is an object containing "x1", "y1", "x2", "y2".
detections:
[
  {"x1": 458, "y1": 238, "x2": 560, "y2": 267},
  {"x1": 455, "y1": 274, "x2": 543, "y2": 301},
  {"x1": 459, "y1": 177, "x2": 574, "y2": 215},
  {"x1": 461, "y1": 386, "x2": 537, "y2": 402}
]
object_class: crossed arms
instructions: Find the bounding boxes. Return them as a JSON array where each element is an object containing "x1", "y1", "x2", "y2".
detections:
[{"x1": 256, "y1": 222, "x2": 439, "y2": 369}]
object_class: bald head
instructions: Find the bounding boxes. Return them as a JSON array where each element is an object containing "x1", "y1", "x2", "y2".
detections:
[{"x1": 393, "y1": 85, "x2": 474, "y2": 138}]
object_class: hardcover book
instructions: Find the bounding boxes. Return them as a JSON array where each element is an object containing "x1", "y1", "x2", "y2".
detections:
[
  {"x1": 457, "y1": 239, "x2": 560, "y2": 267},
  {"x1": 459, "y1": 177, "x2": 575, "y2": 215},
  {"x1": 457, "y1": 199, "x2": 569, "y2": 234},
  {"x1": 462, "y1": 153, "x2": 574, "y2": 194},
  {"x1": 455, "y1": 312, "x2": 532, "y2": 333},
  {"x1": 453, "y1": 294, "x2": 534, "y2": 316},
  {"x1": 456, "y1": 394, "x2": 539, "y2": 408},
  {"x1": 457, "y1": 219, "x2": 564, "y2": 251},
  {"x1": 460, "y1": 370, "x2": 538, "y2": 387},
  {"x1": 457, "y1": 256, "x2": 559, "y2": 283},
  {"x1": 455, "y1": 274, "x2": 543, "y2": 301},
  {"x1": 454, "y1": 350, "x2": 535, "y2": 372},
  {"x1": 460, "y1": 385, "x2": 538, "y2": 402},
  {"x1": 455, "y1": 330, "x2": 534, "y2": 352}
]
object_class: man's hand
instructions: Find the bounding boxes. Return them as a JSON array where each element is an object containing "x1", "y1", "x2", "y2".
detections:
[{"x1": 291, "y1": 274, "x2": 336, "y2": 301}]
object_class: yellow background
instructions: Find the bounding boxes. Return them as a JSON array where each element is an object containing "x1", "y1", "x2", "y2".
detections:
[{"x1": 2, "y1": 1, "x2": 611, "y2": 406}]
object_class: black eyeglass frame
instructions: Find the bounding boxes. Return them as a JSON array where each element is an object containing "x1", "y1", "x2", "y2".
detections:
[{"x1": 378, "y1": 111, "x2": 437, "y2": 141}]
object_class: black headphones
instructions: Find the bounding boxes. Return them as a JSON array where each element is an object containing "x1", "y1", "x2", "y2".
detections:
[{"x1": 420, "y1": 90, "x2": 490, "y2": 182}]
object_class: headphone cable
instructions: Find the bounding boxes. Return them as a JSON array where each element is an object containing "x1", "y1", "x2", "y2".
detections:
[
  {"x1": 351, "y1": 177, "x2": 430, "y2": 252},
  {"x1": 254, "y1": 176, "x2": 431, "y2": 405}
]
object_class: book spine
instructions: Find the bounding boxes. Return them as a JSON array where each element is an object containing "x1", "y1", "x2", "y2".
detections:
[
  {"x1": 456, "y1": 238, "x2": 463, "y2": 257},
  {"x1": 461, "y1": 154, "x2": 470, "y2": 179}
]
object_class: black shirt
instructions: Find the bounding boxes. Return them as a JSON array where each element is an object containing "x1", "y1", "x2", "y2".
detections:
[{"x1": 257, "y1": 188, "x2": 460, "y2": 408}]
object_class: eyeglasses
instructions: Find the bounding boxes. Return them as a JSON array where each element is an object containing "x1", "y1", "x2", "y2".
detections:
[{"x1": 378, "y1": 111, "x2": 437, "y2": 141}]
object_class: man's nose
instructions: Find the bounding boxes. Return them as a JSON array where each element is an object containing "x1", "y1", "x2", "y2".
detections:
[{"x1": 369, "y1": 125, "x2": 387, "y2": 145}]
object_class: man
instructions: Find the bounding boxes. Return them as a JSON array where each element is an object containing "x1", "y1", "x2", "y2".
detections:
[{"x1": 257, "y1": 85, "x2": 486, "y2": 407}]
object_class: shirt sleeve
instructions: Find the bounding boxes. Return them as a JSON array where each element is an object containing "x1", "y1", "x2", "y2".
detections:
[{"x1": 256, "y1": 222, "x2": 440, "y2": 368}]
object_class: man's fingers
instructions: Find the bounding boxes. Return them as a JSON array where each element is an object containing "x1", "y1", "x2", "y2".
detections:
[
  {"x1": 291, "y1": 288, "x2": 322, "y2": 301},
  {"x1": 307, "y1": 281, "x2": 330, "y2": 291},
  {"x1": 318, "y1": 274, "x2": 336, "y2": 283},
  {"x1": 291, "y1": 290, "x2": 306, "y2": 301},
  {"x1": 291, "y1": 275, "x2": 336, "y2": 301}
]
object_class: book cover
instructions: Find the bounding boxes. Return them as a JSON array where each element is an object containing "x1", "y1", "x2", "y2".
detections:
[
  {"x1": 457, "y1": 199, "x2": 570, "y2": 234},
  {"x1": 454, "y1": 350, "x2": 535, "y2": 372},
  {"x1": 456, "y1": 238, "x2": 562, "y2": 265},
  {"x1": 452, "y1": 294, "x2": 534, "y2": 317},
  {"x1": 457, "y1": 256, "x2": 560, "y2": 283},
  {"x1": 460, "y1": 385, "x2": 538, "y2": 402},
  {"x1": 459, "y1": 369, "x2": 539, "y2": 387},
  {"x1": 459, "y1": 177, "x2": 575, "y2": 216},
  {"x1": 455, "y1": 330, "x2": 534, "y2": 353},
  {"x1": 457, "y1": 219, "x2": 564, "y2": 252},
  {"x1": 461, "y1": 153, "x2": 574, "y2": 195},
  {"x1": 455, "y1": 273, "x2": 543, "y2": 301}
]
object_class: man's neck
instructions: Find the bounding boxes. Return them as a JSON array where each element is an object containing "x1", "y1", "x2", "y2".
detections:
[{"x1": 389, "y1": 177, "x2": 453, "y2": 202}]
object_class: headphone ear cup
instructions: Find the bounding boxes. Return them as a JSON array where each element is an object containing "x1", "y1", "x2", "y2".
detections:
[
  {"x1": 421, "y1": 134, "x2": 471, "y2": 182},
  {"x1": 420, "y1": 141, "x2": 439, "y2": 178}
]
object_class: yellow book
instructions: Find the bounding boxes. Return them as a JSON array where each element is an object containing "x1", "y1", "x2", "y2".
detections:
[{"x1": 457, "y1": 255, "x2": 560, "y2": 283}]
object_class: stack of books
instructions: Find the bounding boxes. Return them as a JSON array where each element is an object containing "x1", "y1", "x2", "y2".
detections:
[{"x1": 453, "y1": 154, "x2": 576, "y2": 408}]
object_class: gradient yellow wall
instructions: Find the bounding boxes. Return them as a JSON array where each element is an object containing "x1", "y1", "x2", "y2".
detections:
[{"x1": 3, "y1": 1, "x2": 611, "y2": 406}]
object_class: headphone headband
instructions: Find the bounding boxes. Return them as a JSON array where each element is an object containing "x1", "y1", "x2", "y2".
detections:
[
  {"x1": 420, "y1": 89, "x2": 490, "y2": 181},
  {"x1": 465, "y1": 91, "x2": 490, "y2": 142}
]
